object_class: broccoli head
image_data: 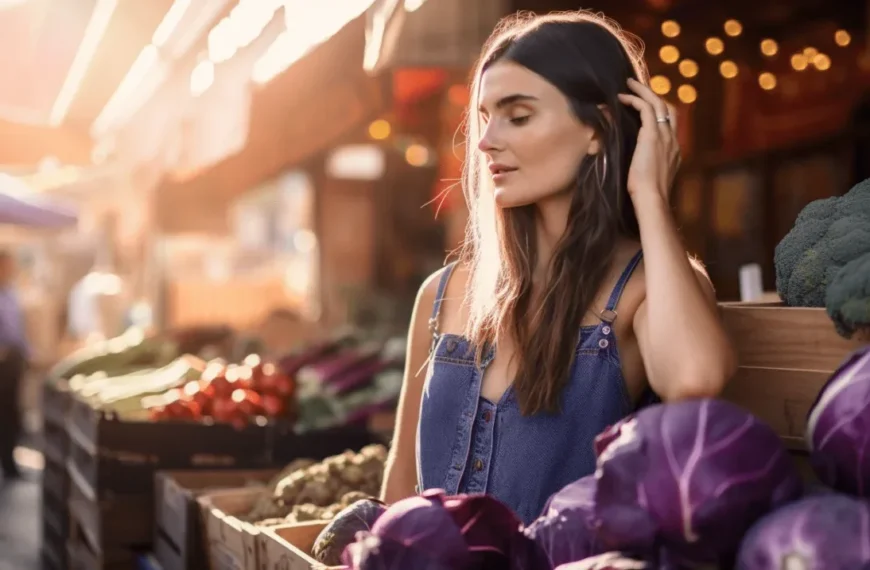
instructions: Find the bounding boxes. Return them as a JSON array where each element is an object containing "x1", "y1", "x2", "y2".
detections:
[
  {"x1": 826, "y1": 252, "x2": 870, "y2": 339},
  {"x1": 774, "y1": 178, "x2": 870, "y2": 308}
]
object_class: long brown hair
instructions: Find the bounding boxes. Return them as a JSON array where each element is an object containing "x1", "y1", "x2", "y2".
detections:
[{"x1": 459, "y1": 11, "x2": 647, "y2": 415}]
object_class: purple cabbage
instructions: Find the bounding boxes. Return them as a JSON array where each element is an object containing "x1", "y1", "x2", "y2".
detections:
[
  {"x1": 805, "y1": 345, "x2": 870, "y2": 497},
  {"x1": 593, "y1": 399, "x2": 802, "y2": 567},
  {"x1": 736, "y1": 494, "x2": 870, "y2": 570},
  {"x1": 524, "y1": 476, "x2": 614, "y2": 566},
  {"x1": 341, "y1": 489, "x2": 548, "y2": 570},
  {"x1": 442, "y1": 492, "x2": 548, "y2": 569},
  {"x1": 555, "y1": 553, "x2": 649, "y2": 570},
  {"x1": 343, "y1": 533, "x2": 459, "y2": 570},
  {"x1": 312, "y1": 499, "x2": 387, "y2": 565}
]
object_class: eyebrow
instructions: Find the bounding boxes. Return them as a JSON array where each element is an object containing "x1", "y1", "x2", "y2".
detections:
[{"x1": 478, "y1": 93, "x2": 538, "y2": 113}]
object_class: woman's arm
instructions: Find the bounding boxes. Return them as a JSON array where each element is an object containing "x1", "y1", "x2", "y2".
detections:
[
  {"x1": 619, "y1": 78, "x2": 736, "y2": 401},
  {"x1": 632, "y1": 192, "x2": 736, "y2": 400},
  {"x1": 380, "y1": 271, "x2": 440, "y2": 504}
]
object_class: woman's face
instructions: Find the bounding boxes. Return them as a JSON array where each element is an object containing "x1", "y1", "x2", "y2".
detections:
[{"x1": 477, "y1": 59, "x2": 600, "y2": 208}]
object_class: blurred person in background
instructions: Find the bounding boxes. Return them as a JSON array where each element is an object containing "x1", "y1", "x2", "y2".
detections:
[
  {"x1": 0, "y1": 250, "x2": 28, "y2": 480},
  {"x1": 381, "y1": 10, "x2": 736, "y2": 523}
]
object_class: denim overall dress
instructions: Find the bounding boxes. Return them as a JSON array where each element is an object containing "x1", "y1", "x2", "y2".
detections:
[{"x1": 416, "y1": 251, "x2": 653, "y2": 524}]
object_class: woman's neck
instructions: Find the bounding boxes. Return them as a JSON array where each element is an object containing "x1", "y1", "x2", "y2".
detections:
[
  {"x1": 531, "y1": 192, "x2": 633, "y2": 280},
  {"x1": 533, "y1": 192, "x2": 572, "y2": 276}
]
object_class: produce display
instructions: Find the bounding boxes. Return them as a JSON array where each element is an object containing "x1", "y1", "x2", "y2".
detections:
[
  {"x1": 805, "y1": 345, "x2": 870, "y2": 497},
  {"x1": 49, "y1": 325, "x2": 237, "y2": 383},
  {"x1": 523, "y1": 476, "x2": 601, "y2": 568},
  {"x1": 825, "y1": 252, "x2": 870, "y2": 340},
  {"x1": 586, "y1": 399, "x2": 801, "y2": 567},
  {"x1": 145, "y1": 355, "x2": 297, "y2": 426},
  {"x1": 774, "y1": 177, "x2": 870, "y2": 338},
  {"x1": 49, "y1": 327, "x2": 180, "y2": 383},
  {"x1": 312, "y1": 499, "x2": 387, "y2": 565},
  {"x1": 342, "y1": 489, "x2": 547, "y2": 570},
  {"x1": 557, "y1": 553, "x2": 648, "y2": 570},
  {"x1": 240, "y1": 444, "x2": 387, "y2": 526},
  {"x1": 735, "y1": 494, "x2": 870, "y2": 569},
  {"x1": 331, "y1": 345, "x2": 870, "y2": 570},
  {"x1": 292, "y1": 337, "x2": 404, "y2": 432},
  {"x1": 51, "y1": 323, "x2": 404, "y2": 433},
  {"x1": 69, "y1": 356, "x2": 204, "y2": 416}
]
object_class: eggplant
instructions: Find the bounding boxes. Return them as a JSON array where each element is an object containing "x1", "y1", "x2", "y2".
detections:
[
  {"x1": 297, "y1": 345, "x2": 381, "y2": 387},
  {"x1": 325, "y1": 358, "x2": 392, "y2": 395}
]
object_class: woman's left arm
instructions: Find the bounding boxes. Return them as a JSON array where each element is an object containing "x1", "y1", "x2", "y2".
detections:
[{"x1": 619, "y1": 78, "x2": 736, "y2": 401}]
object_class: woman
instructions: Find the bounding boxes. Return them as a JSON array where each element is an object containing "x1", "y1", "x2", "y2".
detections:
[{"x1": 380, "y1": 10, "x2": 736, "y2": 524}]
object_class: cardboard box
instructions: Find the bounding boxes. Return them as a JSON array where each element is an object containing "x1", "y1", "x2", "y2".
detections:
[
  {"x1": 258, "y1": 522, "x2": 342, "y2": 570},
  {"x1": 155, "y1": 469, "x2": 277, "y2": 570},
  {"x1": 719, "y1": 302, "x2": 865, "y2": 449}
]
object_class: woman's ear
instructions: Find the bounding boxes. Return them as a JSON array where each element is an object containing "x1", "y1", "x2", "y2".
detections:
[
  {"x1": 587, "y1": 136, "x2": 602, "y2": 156},
  {"x1": 587, "y1": 104, "x2": 613, "y2": 157}
]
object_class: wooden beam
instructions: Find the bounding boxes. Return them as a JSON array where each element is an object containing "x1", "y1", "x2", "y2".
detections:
[
  {"x1": 62, "y1": 0, "x2": 177, "y2": 132},
  {"x1": 153, "y1": 16, "x2": 391, "y2": 234}
]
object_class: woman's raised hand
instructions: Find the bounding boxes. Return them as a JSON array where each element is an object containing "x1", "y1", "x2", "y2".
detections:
[{"x1": 617, "y1": 77, "x2": 682, "y2": 204}]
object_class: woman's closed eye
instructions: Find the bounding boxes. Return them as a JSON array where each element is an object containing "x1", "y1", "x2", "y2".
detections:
[{"x1": 510, "y1": 115, "x2": 531, "y2": 126}]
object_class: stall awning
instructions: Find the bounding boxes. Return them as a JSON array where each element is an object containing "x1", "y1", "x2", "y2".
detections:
[
  {"x1": 0, "y1": 173, "x2": 78, "y2": 228},
  {"x1": 364, "y1": 0, "x2": 508, "y2": 73},
  {"x1": 153, "y1": 14, "x2": 390, "y2": 234}
]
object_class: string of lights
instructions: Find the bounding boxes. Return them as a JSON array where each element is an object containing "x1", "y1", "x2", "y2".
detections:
[{"x1": 648, "y1": 18, "x2": 855, "y2": 103}]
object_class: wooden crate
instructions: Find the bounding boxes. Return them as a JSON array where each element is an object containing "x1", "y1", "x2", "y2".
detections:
[
  {"x1": 199, "y1": 487, "x2": 268, "y2": 570},
  {"x1": 41, "y1": 516, "x2": 66, "y2": 570},
  {"x1": 68, "y1": 460, "x2": 153, "y2": 552},
  {"x1": 66, "y1": 497, "x2": 142, "y2": 570},
  {"x1": 719, "y1": 302, "x2": 866, "y2": 449},
  {"x1": 154, "y1": 469, "x2": 277, "y2": 570},
  {"x1": 67, "y1": 392, "x2": 276, "y2": 496},
  {"x1": 258, "y1": 522, "x2": 342, "y2": 570}
]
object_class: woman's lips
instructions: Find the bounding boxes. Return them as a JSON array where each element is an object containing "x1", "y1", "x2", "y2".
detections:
[
  {"x1": 489, "y1": 164, "x2": 518, "y2": 182},
  {"x1": 492, "y1": 170, "x2": 516, "y2": 182}
]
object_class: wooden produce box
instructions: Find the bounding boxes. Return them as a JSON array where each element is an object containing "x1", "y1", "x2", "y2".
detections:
[
  {"x1": 258, "y1": 522, "x2": 342, "y2": 570},
  {"x1": 66, "y1": 531, "x2": 138, "y2": 570},
  {"x1": 719, "y1": 302, "x2": 866, "y2": 450},
  {"x1": 199, "y1": 487, "x2": 271, "y2": 570},
  {"x1": 155, "y1": 469, "x2": 278, "y2": 570},
  {"x1": 67, "y1": 392, "x2": 276, "y2": 497},
  {"x1": 68, "y1": 460, "x2": 153, "y2": 554}
]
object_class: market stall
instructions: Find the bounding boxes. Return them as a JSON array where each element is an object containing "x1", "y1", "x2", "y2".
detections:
[
  {"x1": 117, "y1": 179, "x2": 867, "y2": 570},
  {"x1": 40, "y1": 323, "x2": 402, "y2": 570}
]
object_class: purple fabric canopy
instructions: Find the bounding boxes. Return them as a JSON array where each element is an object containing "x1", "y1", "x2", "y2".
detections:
[{"x1": 0, "y1": 173, "x2": 78, "y2": 228}]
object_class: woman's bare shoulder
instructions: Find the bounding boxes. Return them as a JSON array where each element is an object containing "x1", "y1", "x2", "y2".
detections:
[
  {"x1": 413, "y1": 262, "x2": 463, "y2": 312},
  {"x1": 414, "y1": 261, "x2": 470, "y2": 334}
]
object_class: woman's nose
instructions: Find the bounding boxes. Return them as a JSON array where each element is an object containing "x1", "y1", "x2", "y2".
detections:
[{"x1": 477, "y1": 124, "x2": 501, "y2": 153}]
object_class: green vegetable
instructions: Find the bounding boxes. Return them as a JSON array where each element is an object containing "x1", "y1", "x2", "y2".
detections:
[
  {"x1": 774, "y1": 180, "x2": 870, "y2": 308},
  {"x1": 72, "y1": 357, "x2": 203, "y2": 416},
  {"x1": 825, "y1": 252, "x2": 870, "y2": 339},
  {"x1": 48, "y1": 328, "x2": 179, "y2": 382}
]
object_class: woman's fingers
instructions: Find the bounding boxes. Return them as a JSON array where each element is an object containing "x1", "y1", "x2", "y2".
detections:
[
  {"x1": 665, "y1": 102, "x2": 678, "y2": 133},
  {"x1": 627, "y1": 78, "x2": 675, "y2": 140},
  {"x1": 617, "y1": 93, "x2": 663, "y2": 139},
  {"x1": 628, "y1": 79, "x2": 670, "y2": 121},
  {"x1": 617, "y1": 93, "x2": 654, "y2": 123}
]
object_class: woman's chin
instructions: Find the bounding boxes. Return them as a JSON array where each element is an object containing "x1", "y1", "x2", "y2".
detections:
[{"x1": 493, "y1": 186, "x2": 531, "y2": 209}]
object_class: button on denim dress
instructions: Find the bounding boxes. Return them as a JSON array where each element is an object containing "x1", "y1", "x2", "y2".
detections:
[{"x1": 416, "y1": 250, "x2": 656, "y2": 524}]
